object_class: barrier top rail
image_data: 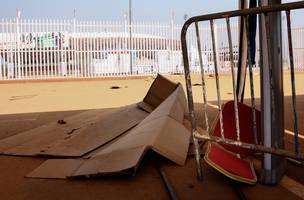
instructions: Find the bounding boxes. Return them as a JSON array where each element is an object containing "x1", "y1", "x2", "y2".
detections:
[
  {"x1": 181, "y1": 1, "x2": 304, "y2": 30},
  {"x1": 181, "y1": 1, "x2": 304, "y2": 63}
]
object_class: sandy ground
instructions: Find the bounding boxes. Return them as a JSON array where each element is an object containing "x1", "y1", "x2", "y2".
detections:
[
  {"x1": 0, "y1": 73, "x2": 303, "y2": 200},
  {"x1": 0, "y1": 73, "x2": 303, "y2": 115},
  {"x1": 0, "y1": 73, "x2": 303, "y2": 137}
]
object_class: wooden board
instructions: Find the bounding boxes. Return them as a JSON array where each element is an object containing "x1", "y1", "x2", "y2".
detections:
[
  {"x1": 27, "y1": 84, "x2": 190, "y2": 179},
  {"x1": 143, "y1": 74, "x2": 178, "y2": 109},
  {"x1": 26, "y1": 159, "x2": 84, "y2": 179},
  {"x1": 0, "y1": 105, "x2": 148, "y2": 157}
]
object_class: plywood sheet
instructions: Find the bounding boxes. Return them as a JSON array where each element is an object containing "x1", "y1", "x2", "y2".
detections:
[
  {"x1": 28, "y1": 83, "x2": 190, "y2": 179},
  {"x1": 0, "y1": 108, "x2": 111, "y2": 155},
  {"x1": 143, "y1": 74, "x2": 178, "y2": 109},
  {"x1": 27, "y1": 159, "x2": 84, "y2": 179},
  {"x1": 0, "y1": 105, "x2": 148, "y2": 157}
]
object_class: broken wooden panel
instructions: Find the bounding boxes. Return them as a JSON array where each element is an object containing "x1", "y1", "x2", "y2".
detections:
[
  {"x1": 70, "y1": 146, "x2": 147, "y2": 178},
  {"x1": 143, "y1": 74, "x2": 178, "y2": 109},
  {"x1": 0, "y1": 108, "x2": 112, "y2": 154},
  {"x1": 137, "y1": 101, "x2": 154, "y2": 113},
  {"x1": 27, "y1": 159, "x2": 84, "y2": 179},
  {"x1": 27, "y1": 84, "x2": 190, "y2": 179},
  {"x1": 140, "y1": 85, "x2": 188, "y2": 125},
  {"x1": 39, "y1": 106, "x2": 147, "y2": 157},
  {"x1": 0, "y1": 105, "x2": 148, "y2": 157}
]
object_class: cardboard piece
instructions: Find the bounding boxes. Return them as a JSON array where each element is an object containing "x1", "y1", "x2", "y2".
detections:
[
  {"x1": 28, "y1": 81, "x2": 190, "y2": 179},
  {"x1": 27, "y1": 159, "x2": 84, "y2": 179},
  {"x1": 142, "y1": 74, "x2": 178, "y2": 109},
  {"x1": 0, "y1": 105, "x2": 148, "y2": 157}
]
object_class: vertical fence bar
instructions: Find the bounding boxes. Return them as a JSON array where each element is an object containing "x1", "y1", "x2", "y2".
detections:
[
  {"x1": 76, "y1": 20, "x2": 80, "y2": 77},
  {"x1": 181, "y1": 21, "x2": 203, "y2": 180},
  {"x1": 85, "y1": 20, "x2": 88, "y2": 77},
  {"x1": 51, "y1": 19, "x2": 60, "y2": 78},
  {"x1": 88, "y1": 21, "x2": 91, "y2": 77},
  {"x1": 80, "y1": 20, "x2": 84, "y2": 77},
  {"x1": 32, "y1": 19, "x2": 36, "y2": 78},
  {"x1": 195, "y1": 21, "x2": 210, "y2": 135},
  {"x1": 20, "y1": 18, "x2": 24, "y2": 79},
  {"x1": 99, "y1": 21, "x2": 102, "y2": 76},
  {"x1": 2, "y1": 19, "x2": 5, "y2": 79},
  {"x1": 5, "y1": 19, "x2": 8, "y2": 79},
  {"x1": 21, "y1": 19, "x2": 25, "y2": 79},
  {"x1": 286, "y1": 10, "x2": 300, "y2": 157},
  {"x1": 38, "y1": 19, "x2": 42, "y2": 78},
  {"x1": 81, "y1": 21, "x2": 84, "y2": 77},
  {"x1": 63, "y1": 19, "x2": 67, "y2": 78},
  {"x1": 51, "y1": 19, "x2": 55, "y2": 77},
  {"x1": 72, "y1": 18, "x2": 76, "y2": 77},
  {"x1": 55, "y1": 19, "x2": 59, "y2": 77},
  {"x1": 226, "y1": 17, "x2": 241, "y2": 142},
  {"x1": 149, "y1": 22, "x2": 153, "y2": 74},
  {"x1": 0, "y1": 19, "x2": 3, "y2": 79},
  {"x1": 10, "y1": 18, "x2": 15, "y2": 79},
  {"x1": 6, "y1": 19, "x2": 8, "y2": 79},
  {"x1": 104, "y1": 21, "x2": 107, "y2": 76},
  {"x1": 210, "y1": 19, "x2": 224, "y2": 139},
  {"x1": 81, "y1": 21, "x2": 85, "y2": 78},
  {"x1": 93, "y1": 20, "x2": 97, "y2": 77},
  {"x1": 46, "y1": 19, "x2": 50, "y2": 77},
  {"x1": 244, "y1": 15, "x2": 258, "y2": 144},
  {"x1": 42, "y1": 19, "x2": 46, "y2": 77},
  {"x1": 16, "y1": 15, "x2": 21, "y2": 79}
]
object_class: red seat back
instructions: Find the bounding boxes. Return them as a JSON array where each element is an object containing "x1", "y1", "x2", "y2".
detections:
[{"x1": 211, "y1": 101, "x2": 261, "y2": 156}]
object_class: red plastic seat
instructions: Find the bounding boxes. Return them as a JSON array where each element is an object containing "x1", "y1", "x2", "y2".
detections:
[
  {"x1": 211, "y1": 101, "x2": 261, "y2": 156},
  {"x1": 204, "y1": 142, "x2": 257, "y2": 184}
]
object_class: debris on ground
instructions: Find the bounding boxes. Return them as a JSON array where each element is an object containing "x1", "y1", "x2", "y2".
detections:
[
  {"x1": 57, "y1": 119, "x2": 67, "y2": 125},
  {"x1": 110, "y1": 86, "x2": 121, "y2": 89},
  {"x1": 0, "y1": 74, "x2": 190, "y2": 180}
]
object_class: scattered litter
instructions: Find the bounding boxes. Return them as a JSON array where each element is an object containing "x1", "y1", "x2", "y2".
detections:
[
  {"x1": 66, "y1": 128, "x2": 80, "y2": 135},
  {"x1": 110, "y1": 86, "x2": 121, "y2": 89},
  {"x1": 192, "y1": 83, "x2": 202, "y2": 86},
  {"x1": 57, "y1": 120, "x2": 67, "y2": 125},
  {"x1": 8, "y1": 94, "x2": 38, "y2": 101}
]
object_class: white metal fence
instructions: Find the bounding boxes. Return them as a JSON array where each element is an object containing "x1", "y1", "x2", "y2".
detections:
[{"x1": 0, "y1": 18, "x2": 303, "y2": 80}]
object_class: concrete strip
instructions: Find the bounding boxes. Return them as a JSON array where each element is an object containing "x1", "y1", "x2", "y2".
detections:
[{"x1": 280, "y1": 176, "x2": 304, "y2": 199}]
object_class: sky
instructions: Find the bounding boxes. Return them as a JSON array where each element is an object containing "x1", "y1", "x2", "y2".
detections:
[
  {"x1": 0, "y1": 0, "x2": 237, "y2": 23},
  {"x1": 0, "y1": 0, "x2": 303, "y2": 25}
]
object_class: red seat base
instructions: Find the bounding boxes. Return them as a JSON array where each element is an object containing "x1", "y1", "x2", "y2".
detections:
[{"x1": 204, "y1": 142, "x2": 257, "y2": 184}]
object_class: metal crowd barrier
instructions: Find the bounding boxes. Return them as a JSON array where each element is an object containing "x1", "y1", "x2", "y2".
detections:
[{"x1": 181, "y1": 1, "x2": 304, "y2": 180}]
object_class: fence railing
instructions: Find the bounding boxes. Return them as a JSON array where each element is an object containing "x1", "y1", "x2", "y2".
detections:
[{"x1": 0, "y1": 18, "x2": 303, "y2": 80}]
